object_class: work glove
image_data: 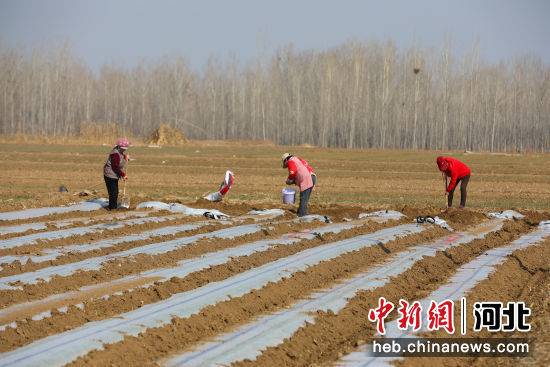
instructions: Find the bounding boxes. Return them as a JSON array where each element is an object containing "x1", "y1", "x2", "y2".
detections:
[
  {"x1": 124, "y1": 154, "x2": 130, "y2": 161},
  {"x1": 122, "y1": 174, "x2": 128, "y2": 180},
  {"x1": 286, "y1": 178, "x2": 294, "y2": 185}
]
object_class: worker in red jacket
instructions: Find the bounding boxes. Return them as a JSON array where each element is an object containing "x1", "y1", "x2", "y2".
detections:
[
  {"x1": 282, "y1": 153, "x2": 316, "y2": 217},
  {"x1": 437, "y1": 156, "x2": 471, "y2": 212},
  {"x1": 103, "y1": 138, "x2": 130, "y2": 210}
]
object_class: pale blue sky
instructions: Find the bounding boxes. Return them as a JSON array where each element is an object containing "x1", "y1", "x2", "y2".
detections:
[{"x1": 1, "y1": 0, "x2": 549, "y2": 72}]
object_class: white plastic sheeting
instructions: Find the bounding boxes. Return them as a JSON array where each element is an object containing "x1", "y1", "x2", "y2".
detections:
[
  {"x1": 0, "y1": 215, "x2": 188, "y2": 251},
  {"x1": 487, "y1": 210, "x2": 525, "y2": 219},
  {"x1": 0, "y1": 223, "x2": 264, "y2": 290},
  {"x1": 298, "y1": 214, "x2": 331, "y2": 223},
  {"x1": 358, "y1": 210, "x2": 405, "y2": 222},
  {"x1": 0, "y1": 199, "x2": 107, "y2": 221},
  {"x1": 0, "y1": 211, "x2": 148, "y2": 236},
  {"x1": 336, "y1": 221, "x2": 550, "y2": 367},
  {"x1": 247, "y1": 209, "x2": 285, "y2": 217},
  {"x1": 344, "y1": 211, "x2": 404, "y2": 224},
  {"x1": 162, "y1": 219, "x2": 504, "y2": 366},
  {"x1": 136, "y1": 201, "x2": 229, "y2": 217},
  {"x1": 414, "y1": 216, "x2": 454, "y2": 231},
  {"x1": 0, "y1": 223, "x2": 203, "y2": 268},
  {"x1": 0, "y1": 222, "x2": 65, "y2": 236},
  {"x1": 433, "y1": 216, "x2": 453, "y2": 231},
  {"x1": 0, "y1": 217, "x2": 376, "y2": 330},
  {"x1": 0, "y1": 208, "x2": 286, "y2": 267},
  {"x1": 0, "y1": 224, "x2": 423, "y2": 367}
]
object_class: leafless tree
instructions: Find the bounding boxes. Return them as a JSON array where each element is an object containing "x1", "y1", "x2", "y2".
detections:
[{"x1": 1, "y1": 39, "x2": 549, "y2": 151}]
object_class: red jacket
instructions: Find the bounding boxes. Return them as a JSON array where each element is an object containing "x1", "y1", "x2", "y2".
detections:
[
  {"x1": 287, "y1": 157, "x2": 315, "y2": 180},
  {"x1": 442, "y1": 157, "x2": 471, "y2": 192},
  {"x1": 287, "y1": 157, "x2": 315, "y2": 192}
]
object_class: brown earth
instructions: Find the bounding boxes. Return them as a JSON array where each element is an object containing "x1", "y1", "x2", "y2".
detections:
[
  {"x1": 394, "y1": 236, "x2": 550, "y2": 367},
  {"x1": 0, "y1": 142, "x2": 548, "y2": 366}
]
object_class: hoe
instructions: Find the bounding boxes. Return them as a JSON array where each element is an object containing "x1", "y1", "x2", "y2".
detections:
[{"x1": 120, "y1": 160, "x2": 130, "y2": 209}]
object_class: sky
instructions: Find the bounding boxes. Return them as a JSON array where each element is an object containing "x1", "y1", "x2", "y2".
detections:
[{"x1": 1, "y1": 0, "x2": 549, "y2": 72}]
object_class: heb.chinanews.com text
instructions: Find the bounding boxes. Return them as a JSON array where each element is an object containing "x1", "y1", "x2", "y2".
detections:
[{"x1": 372, "y1": 338, "x2": 531, "y2": 357}]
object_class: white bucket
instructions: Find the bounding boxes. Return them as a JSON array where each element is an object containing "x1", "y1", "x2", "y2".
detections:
[{"x1": 282, "y1": 188, "x2": 296, "y2": 204}]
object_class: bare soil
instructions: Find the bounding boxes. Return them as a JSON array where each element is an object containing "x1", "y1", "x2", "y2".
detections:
[{"x1": 0, "y1": 142, "x2": 548, "y2": 366}]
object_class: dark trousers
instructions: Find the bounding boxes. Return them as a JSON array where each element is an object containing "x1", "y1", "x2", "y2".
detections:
[
  {"x1": 448, "y1": 175, "x2": 470, "y2": 207},
  {"x1": 298, "y1": 174, "x2": 316, "y2": 217},
  {"x1": 104, "y1": 176, "x2": 119, "y2": 209}
]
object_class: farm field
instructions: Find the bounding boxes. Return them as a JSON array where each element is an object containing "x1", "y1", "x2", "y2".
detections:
[{"x1": 0, "y1": 141, "x2": 549, "y2": 366}]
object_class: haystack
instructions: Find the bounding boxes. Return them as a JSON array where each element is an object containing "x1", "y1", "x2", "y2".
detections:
[{"x1": 145, "y1": 123, "x2": 189, "y2": 146}]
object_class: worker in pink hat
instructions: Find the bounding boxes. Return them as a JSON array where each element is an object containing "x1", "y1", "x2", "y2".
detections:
[
  {"x1": 103, "y1": 138, "x2": 130, "y2": 210},
  {"x1": 282, "y1": 153, "x2": 316, "y2": 217},
  {"x1": 437, "y1": 156, "x2": 471, "y2": 212}
]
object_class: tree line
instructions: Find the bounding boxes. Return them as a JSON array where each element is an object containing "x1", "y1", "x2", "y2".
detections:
[{"x1": 1, "y1": 39, "x2": 548, "y2": 152}]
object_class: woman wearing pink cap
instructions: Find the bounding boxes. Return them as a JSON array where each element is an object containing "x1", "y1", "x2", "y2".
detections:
[
  {"x1": 436, "y1": 156, "x2": 471, "y2": 212},
  {"x1": 103, "y1": 138, "x2": 130, "y2": 210}
]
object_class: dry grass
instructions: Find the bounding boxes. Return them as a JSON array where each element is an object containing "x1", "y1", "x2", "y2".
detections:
[
  {"x1": 0, "y1": 140, "x2": 549, "y2": 212},
  {"x1": 0, "y1": 122, "x2": 133, "y2": 146}
]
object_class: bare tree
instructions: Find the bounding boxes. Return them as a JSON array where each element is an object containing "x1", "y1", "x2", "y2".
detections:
[{"x1": 1, "y1": 39, "x2": 549, "y2": 152}]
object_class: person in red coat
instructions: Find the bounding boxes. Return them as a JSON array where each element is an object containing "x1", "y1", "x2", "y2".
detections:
[
  {"x1": 437, "y1": 156, "x2": 471, "y2": 212},
  {"x1": 282, "y1": 153, "x2": 316, "y2": 217}
]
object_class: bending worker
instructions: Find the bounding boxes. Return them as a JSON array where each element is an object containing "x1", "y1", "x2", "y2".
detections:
[
  {"x1": 282, "y1": 153, "x2": 316, "y2": 217},
  {"x1": 436, "y1": 155, "x2": 471, "y2": 212},
  {"x1": 103, "y1": 138, "x2": 130, "y2": 210}
]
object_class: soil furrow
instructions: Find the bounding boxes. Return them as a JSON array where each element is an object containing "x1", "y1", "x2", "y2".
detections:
[
  {"x1": 0, "y1": 213, "x2": 309, "y2": 279},
  {"x1": 0, "y1": 218, "x2": 413, "y2": 351},
  {"x1": 0, "y1": 211, "x2": 153, "y2": 239},
  {"x1": 225, "y1": 218, "x2": 538, "y2": 367},
  {"x1": 0, "y1": 219, "x2": 343, "y2": 306},
  {"x1": 56, "y1": 224, "x2": 497, "y2": 366},
  {"x1": 394, "y1": 237, "x2": 550, "y2": 367}
]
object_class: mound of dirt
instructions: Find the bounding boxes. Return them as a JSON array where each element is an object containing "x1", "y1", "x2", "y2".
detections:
[
  {"x1": 440, "y1": 207, "x2": 487, "y2": 225},
  {"x1": 145, "y1": 124, "x2": 189, "y2": 146},
  {"x1": 397, "y1": 204, "x2": 490, "y2": 231}
]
